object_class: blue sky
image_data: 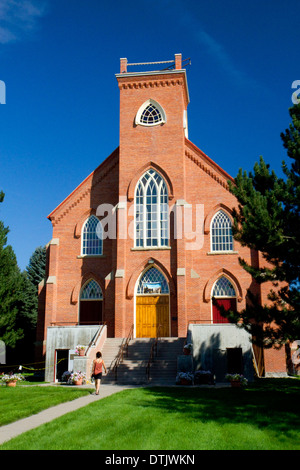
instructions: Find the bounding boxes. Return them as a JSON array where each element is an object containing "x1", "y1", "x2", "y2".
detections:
[{"x1": 0, "y1": 0, "x2": 299, "y2": 270}]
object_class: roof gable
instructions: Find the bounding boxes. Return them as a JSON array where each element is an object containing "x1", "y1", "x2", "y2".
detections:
[
  {"x1": 185, "y1": 138, "x2": 234, "y2": 191},
  {"x1": 48, "y1": 147, "x2": 119, "y2": 225}
]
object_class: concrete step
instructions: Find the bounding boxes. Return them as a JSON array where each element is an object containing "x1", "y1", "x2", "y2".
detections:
[{"x1": 102, "y1": 336, "x2": 187, "y2": 386}]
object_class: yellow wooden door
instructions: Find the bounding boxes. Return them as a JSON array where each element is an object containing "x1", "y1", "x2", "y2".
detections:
[{"x1": 136, "y1": 295, "x2": 169, "y2": 338}]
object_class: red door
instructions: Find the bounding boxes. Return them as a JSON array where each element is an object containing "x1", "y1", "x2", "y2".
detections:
[{"x1": 213, "y1": 298, "x2": 236, "y2": 323}]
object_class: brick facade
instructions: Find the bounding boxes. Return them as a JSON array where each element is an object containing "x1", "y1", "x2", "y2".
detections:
[{"x1": 36, "y1": 54, "x2": 287, "y2": 376}]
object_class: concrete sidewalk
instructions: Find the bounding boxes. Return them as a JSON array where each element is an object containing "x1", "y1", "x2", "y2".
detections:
[{"x1": 0, "y1": 384, "x2": 137, "y2": 445}]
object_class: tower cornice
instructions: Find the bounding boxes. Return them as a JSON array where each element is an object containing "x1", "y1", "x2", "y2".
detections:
[{"x1": 116, "y1": 69, "x2": 190, "y2": 106}]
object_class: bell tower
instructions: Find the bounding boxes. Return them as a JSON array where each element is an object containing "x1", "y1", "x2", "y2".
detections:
[
  {"x1": 115, "y1": 53, "x2": 190, "y2": 201},
  {"x1": 114, "y1": 54, "x2": 191, "y2": 337}
]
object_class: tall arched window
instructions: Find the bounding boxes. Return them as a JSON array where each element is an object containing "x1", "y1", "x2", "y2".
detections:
[
  {"x1": 212, "y1": 276, "x2": 236, "y2": 324},
  {"x1": 81, "y1": 215, "x2": 103, "y2": 256},
  {"x1": 135, "y1": 169, "x2": 169, "y2": 248},
  {"x1": 211, "y1": 210, "x2": 233, "y2": 252}
]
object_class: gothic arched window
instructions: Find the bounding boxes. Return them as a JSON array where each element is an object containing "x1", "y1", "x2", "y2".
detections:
[
  {"x1": 80, "y1": 279, "x2": 103, "y2": 300},
  {"x1": 135, "y1": 169, "x2": 169, "y2": 248},
  {"x1": 137, "y1": 267, "x2": 169, "y2": 294},
  {"x1": 135, "y1": 99, "x2": 166, "y2": 126},
  {"x1": 211, "y1": 210, "x2": 233, "y2": 252},
  {"x1": 212, "y1": 276, "x2": 236, "y2": 298},
  {"x1": 81, "y1": 215, "x2": 103, "y2": 256}
]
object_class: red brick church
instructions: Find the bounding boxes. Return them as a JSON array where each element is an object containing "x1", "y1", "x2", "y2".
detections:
[{"x1": 36, "y1": 54, "x2": 287, "y2": 382}]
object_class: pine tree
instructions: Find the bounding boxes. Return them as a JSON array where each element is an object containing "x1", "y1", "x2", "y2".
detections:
[
  {"x1": 22, "y1": 246, "x2": 46, "y2": 329},
  {"x1": 0, "y1": 192, "x2": 24, "y2": 348},
  {"x1": 226, "y1": 104, "x2": 300, "y2": 348}
]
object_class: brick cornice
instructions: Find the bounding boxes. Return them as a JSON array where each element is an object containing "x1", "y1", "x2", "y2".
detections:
[
  {"x1": 185, "y1": 139, "x2": 234, "y2": 192},
  {"x1": 117, "y1": 70, "x2": 189, "y2": 107}
]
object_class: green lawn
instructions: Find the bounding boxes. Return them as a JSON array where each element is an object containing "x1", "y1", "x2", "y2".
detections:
[
  {"x1": 0, "y1": 378, "x2": 299, "y2": 450},
  {"x1": 0, "y1": 384, "x2": 92, "y2": 426}
]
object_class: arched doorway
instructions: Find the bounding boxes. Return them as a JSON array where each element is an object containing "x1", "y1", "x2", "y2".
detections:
[
  {"x1": 211, "y1": 276, "x2": 237, "y2": 323},
  {"x1": 79, "y1": 279, "x2": 103, "y2": 325},
  {"x1": 135, "y1": 266, "x2": 170, "y2": 338}
]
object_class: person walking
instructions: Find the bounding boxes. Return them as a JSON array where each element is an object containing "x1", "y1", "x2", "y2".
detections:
[{"x1": 92, "y1": 351, "x2": 107, "y2": 395}]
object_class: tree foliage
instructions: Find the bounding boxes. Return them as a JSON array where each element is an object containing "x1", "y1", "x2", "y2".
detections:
[
  {"x1": 0, "y1": 192, "x2": 24, "y2": 348},
  {"x1": 0, "y1": 191, "x2": 46, "y2": 359},
  {"x1": 226, "y1": 104, "x2": 300, "y2": 348}
]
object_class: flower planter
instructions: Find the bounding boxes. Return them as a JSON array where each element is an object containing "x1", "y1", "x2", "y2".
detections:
[
  {"x1": 194, "y1": 373, "x2": 214, "y2": 385},
  {"x1": 79, "y1": 350, "x2": 85, "y2": 356},
  {"x1": 230, "y1": 380, "x2": 241, "y2": 388},
  {"x1": 6, "y1": 380, "x2": 17, "y2": 387},
  {"x1": 180, "y1": 378, "x2": 192, "y2": 385},
  {"x1": 73, "y1": 379, "x2": 83, "y2": 386}
]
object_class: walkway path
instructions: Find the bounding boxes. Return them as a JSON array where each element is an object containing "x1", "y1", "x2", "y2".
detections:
[{"x1": 0, "y1": 384, "x2": 138, "y2": 445}]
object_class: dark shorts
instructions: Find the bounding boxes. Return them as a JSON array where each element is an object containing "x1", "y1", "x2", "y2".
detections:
[{"x1": 94, "y1": 373, "x2": 102, "y2": 380}]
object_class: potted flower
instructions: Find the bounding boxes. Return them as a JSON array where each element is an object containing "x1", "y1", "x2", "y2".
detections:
[
  {"x1": 183, "y1": 343, "x2": 192, "y2": 355},
  {"x1": 194, "y1": 370, "x2": 214, "y2": 385},
  {"x1": 68, "y1": 371, "x2": 86, "y2": 385},
  {"x1": 0, "y1": 373, "x2": 25, "y2": 387},
  {"x1": 226, "y1": 373, "x2": 248, "y2": 388},
  {"x1": 75, "y1": 345, "x2": 86, "y2": 356},
  {"x1": 176, "y1": 371, "x2": 194, "y2": 385}
]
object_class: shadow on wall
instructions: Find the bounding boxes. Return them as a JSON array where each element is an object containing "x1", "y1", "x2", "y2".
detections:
[{"x1": 190, "y1": 328, "x2": 254, "y2": 382}]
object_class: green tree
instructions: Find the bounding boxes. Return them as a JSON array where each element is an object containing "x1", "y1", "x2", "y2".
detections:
[
  {"x1": 21, "y1": 246, "x2": 46, "y2": 331},
  {"x1": 225, "y1": 104, "x2": 300, "y2": 348},
  {"x1": 0, "y1": 192, "x2": 24, "y2": 348}
]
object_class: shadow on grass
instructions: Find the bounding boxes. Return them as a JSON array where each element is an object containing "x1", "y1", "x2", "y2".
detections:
[{"x1": 137, "y1": 378, "x2": 300, "y2": 438}]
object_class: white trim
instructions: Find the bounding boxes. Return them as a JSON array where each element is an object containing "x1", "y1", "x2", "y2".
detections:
[
  {"x1": 211, "y1": 275, "x2": 237, "y2": 298},
  {"x1": 210, "y1": 210, "x2": 234, "y2": 253},
  {"x1": 81, "y1": 215, "x2": 103, "y2": 256},
  {"x1": 46, "y1": 276, "x2": 56, "y2": 284},
  {"x1": 134, "y1": 169, "x2": 169, "y2": 249},
  {"x1": 135, "y1": 99, "x2": 166, "y2": 127},
  {"x1": 177, "y1": 268, "x2": 186, "y2": 276}
]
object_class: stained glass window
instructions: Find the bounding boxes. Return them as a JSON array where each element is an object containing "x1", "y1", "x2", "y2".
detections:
[
  {"x1": 80, "y1": 279, "x2": 103, "y2": 300},
  {"x1": 211, "y1": 210, "x2": 233, "y2": 252},
  {"x1": 82, "y1": 215, "x2": 103, "y2": 255},
  {"x1": 212, "y1": 276, "x2": 236, "y2": 297},
  {"x1": 135, "y1": 169, "x2": 169, "y2": 248},
  {"x1": 137, "y1": 267, "x2": 169, "y2": 294}
]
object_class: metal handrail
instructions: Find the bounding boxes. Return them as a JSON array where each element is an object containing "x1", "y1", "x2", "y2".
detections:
[
  {"x1": 85, "y1": 322, "x2": 107, "y2": 356},
  {"x1": 111, "y1": 324, "x2": 134, "y2": 380},
  {"x1": 146, "y1": 324, "x2": 162, "y2": 381}
]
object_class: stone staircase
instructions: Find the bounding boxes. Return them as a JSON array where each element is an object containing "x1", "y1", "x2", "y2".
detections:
[
  {"x1": 101, "y1": 336, "x2": 186, "y2": 386},
  {"x1": 148, "y1": 337, "x2": 186, "y2": 385}
]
